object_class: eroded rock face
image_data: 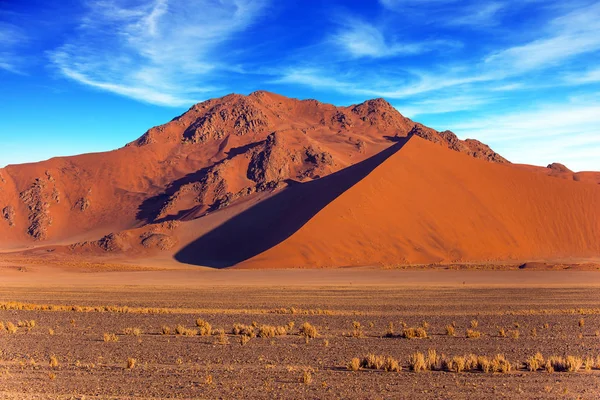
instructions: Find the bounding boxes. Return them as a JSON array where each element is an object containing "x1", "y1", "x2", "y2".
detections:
[
  {"x1": 19, "y1": 179, "x2": 52, "y2": 240},
  {"x1": 547, "y1": 163, "x2": 572, "y2": 173},
  {"x1": 98, "y1": 232, "x2": 130, "y2": 252},
  {"x1": 141, "y1": 233, "x2": 176, "y2": 250},
  {"x1": 74, "y1": 197, "x2": 90, "y2": 211},
  {"x1": 248, "y1": 132, "x2": 294, "y2": 185},
  {"x1": 183, "y1": 97, "x2": 271, "y2": 144},
  {"x1": 2, "y1": 206, "x2": 15, "y2": 227},
  {"x1": 408, "y1": 126, "x2": 508, "y2": 163}
]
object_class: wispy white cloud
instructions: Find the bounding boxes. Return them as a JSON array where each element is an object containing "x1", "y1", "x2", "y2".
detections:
[
  {"x1": 449, "y1": 102, "x2": 600, "y2": 171},
  {"x1": 275, "y1": 66, "x2": 494, "y2": 100},
  {"x1": 331, "y1": 18, "x2": 455, "y2": 59},
  {"x1": 49, "y1": 0, "x2": 268, "y2": 106},
  {"x1": 0, "y1": 21, "x2": 28, "y2": 73},
  {"x1": 379, "y1": 0, "x2": 507, "y2": 28},
  {"x1": 395, "y1": 94, "x2": 492, "y2": 118},
  {"x1": 564, "y1": 67, "x2": 600, "y2": 84},
  {"x1": 484, "y1": 2, "x2": 600, "y2": 73}
]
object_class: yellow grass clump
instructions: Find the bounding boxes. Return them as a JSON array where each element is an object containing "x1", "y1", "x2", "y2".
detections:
[
  {"x1": 466, "y1": 329, "x2": 481, "y2": 338},
  {"x1": 409, "y1": 352, "x2": 427, "y2": 372},
  {"x1": 299, "y1": 322, "x2": 318, "y2": 342},
  {"x1": 103, "y1": 333, "x2": 119, "y2": 342},
  {"x1": 126, "y1": 358, "x2": 136, "y2": 369},
  {"x1": 348, "y1": 357, "x2": 361, "y2": 371},
  {"x1": 401, "y1": 327, "x2": 427, "y2": 339},
  {"x1": 196, "y1": 319, "x2": 212, "y2": 336}
]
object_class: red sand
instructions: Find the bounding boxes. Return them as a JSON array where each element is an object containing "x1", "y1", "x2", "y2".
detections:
[{"x1": 236, "y1": 136, "x2": 600, "y2": 268}]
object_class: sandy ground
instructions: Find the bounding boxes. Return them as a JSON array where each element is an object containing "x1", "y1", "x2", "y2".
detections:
[
  {"x1": 2, "y1": 264, "x2": 600, "y2": 287},
  {"x1": 1, "y1": 268, "x2": 600, "y2": 399}
]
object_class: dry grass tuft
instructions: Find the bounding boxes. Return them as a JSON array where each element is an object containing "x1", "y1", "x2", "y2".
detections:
[
  {"x1": 232, "y1": 323, "x2": 256, "y2": 337},
  {"x1": 351, "y1": 321, "x2": 364, "y2": 338},
  {"x1": 545, "y1": 356, "x2": 583, "y2": 372},
  {"x1": 362, "y1": 353, "x2": 385, "y2": 370},
  {"x1": 103, "y1": 333, "x2": 119, "y2": 342},
  {"x1": 384, "y1": 356, "x2": 401, "y2": 372},
  {"x1": 409, "y1": 352, "x2": 427, "y2": 372},
  {"x1": 508, "y1": 329, "x2": 520, "y2": 339},
  {"x1": 426, "y1": 349, "x2": 439, "y2": 370},
  {"x1": 302, "y1": 370, "x2": 312, "y2": 385},
  {"x1": 299, "y1": 322, "x2": 318, "y2": 342},
  {"x1": 477, "y1": 356, "x2": 491, "y2": 373},
  {"x1": 49, "y1": 355, "x2": 59, "y2": 368},
  {"x1": 214, "y1": 329, "x2": 229, "y2": 345},
  {"x1": 565, "y1": 356, "x2": 583, "y2": 372},
  {"x1": 175, "y1": 324, "x2": 197, "y2": 336},
  {"x1": 445, "y1": 324, "x2": 455, "y2": 336},
  {"x1": 526, "y1": 353, "x2": 544, "y2": 371},
  {"x1": 123, "y1": 327, "x2": 142, "y2": 336},
  {"x1": 466, "y1": 329, "x2": 481, "y2": 338},
  {"x1": 445, "y1": 356, "x2": 466, "y2": 373},
  {"x1": 348, "y1": 357, "x2": 361, "y2": 371},
  {"x1": 470, "y1": 319, "x2": 478, "y2": 328},
  {"x1": 401, "y1": 327, "x2": 427, "y2": 339},
  {"x1": 126, "y1": 358, "x2": 136, "y2": 369},
  {"x1": 240, "y1": 335, "x2": 251, "y2": 346},
  {"x1": 498, "y1": 328, "x2": 506, "y2": 337},
  {"x1": 584, "y1": 357, "x2": 594, "y2": 371},
  {"x1": 578, "y1": 318, "x2": 585, "y2": 327},
  {"x1": 6, "y1": 322, "x2": 17, "y2": 334},
  {"x1": 384, "y1": 322, "x2": 394, "y2": 337},
  {"x1": 196, "y1": 319, "x2": 212, "y2": 336},
  {"x1": 491, "y1": 354, "x2": 511, "y2": 373},
  {"x1": 48, "y1": 328, "x2": 55, "y2": 335}
]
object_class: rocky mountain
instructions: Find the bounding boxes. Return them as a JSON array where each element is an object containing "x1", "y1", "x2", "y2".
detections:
[{"x1": 0, "y1": 91, "x2": 507, "y2": 249}]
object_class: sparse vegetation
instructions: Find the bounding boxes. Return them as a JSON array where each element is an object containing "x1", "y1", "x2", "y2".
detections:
[
  {"x1": 214, "y1": 329, "x2": 229, "y2": 345},
  {"x1": 103, "y1": 333, "x2": 119, "y2": 342},
  {"x1": 123, "y1": 327, "x2": 142, "y2": 336},
  {"x1": 401, "y1": 327, "x2": 427, "y2": 339},
  {"x1": 6, "y1": 322, "x2": 17, "y2": 334},
  {"x1": 348, "y1": 357, "x2": 361, "y2": 371},
  {"x1": 196, "y1": 318, "x2": 212, "y2": 336},
  {"x1": 470, "y1": 319, "x2": 478, "y2": 328},
  {"x1": 161, "y1": 325, "x2": 171, "y2": 335},
  {"x1": 351, "y1": 321, "x2": 363, "y2": 338},
  {"x1": 362, "y1": 353, "x2": 385, "y2": 370},
  {"x1": 384, "y1": 322, "x2": 394, "y2": 337},
  {"x1": 299, "y1": 322, "x2": 318, "y2": 342},
  {"x1": 175, "y1": 324, "x2": 197, "y2": 336},
  {"x1": 409, "y1": 352, "x2": 427, "y2": 372},
  {"x1": 525, "y1": 353, "x2": 544, "y2": 371},
  {"x1": 49, "y1": 355, "x2": 59, "y2": 368},
  {"x1": 383, "y1": 356, "x2": 401, "y2": 372},
  {"x1": 302, "y1": 370, "x2": 312, "y2": 385},
  {"x1": 465, "y1": 329, "x2": 481, "y2": 338},
  {"x1": 445, "y1": 324, "x2": 455, "y2": 336},
  {"x1": 126, "y1": 358, "x2": 136, "y2": 369}
]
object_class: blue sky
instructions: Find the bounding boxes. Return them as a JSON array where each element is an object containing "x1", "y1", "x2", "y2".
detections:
[{"x1": 1, "y1": 0, "x2": 599, "y2": 171}]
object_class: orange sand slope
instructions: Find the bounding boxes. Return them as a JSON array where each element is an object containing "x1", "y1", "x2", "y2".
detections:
[{"x1": 208, "y1": 136, "x2": 600, "y2": 268}]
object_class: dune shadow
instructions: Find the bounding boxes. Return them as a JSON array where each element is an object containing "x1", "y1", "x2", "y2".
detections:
[{"x1": 174, "y1": 137, "x2": 410, "y2": 268}]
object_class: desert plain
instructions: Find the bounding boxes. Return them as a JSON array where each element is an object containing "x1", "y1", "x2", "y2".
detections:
[{"x1": 1, "y1": 264, "x2": 600, "y2": 399}]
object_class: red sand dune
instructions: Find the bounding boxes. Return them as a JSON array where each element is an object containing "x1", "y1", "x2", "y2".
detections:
[{"x1": 229, "y1": 136, "x2": 600, "y2": 268}]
